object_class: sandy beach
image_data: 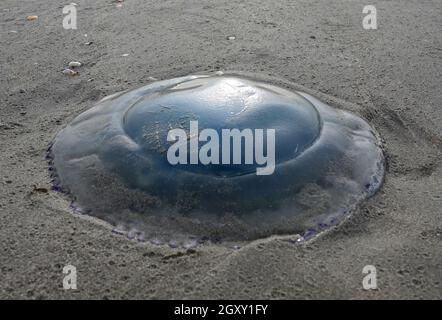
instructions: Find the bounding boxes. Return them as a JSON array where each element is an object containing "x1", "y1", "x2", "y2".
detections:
[{"x1": 0, "y1": 0, "x2": 441, "y2": 299}]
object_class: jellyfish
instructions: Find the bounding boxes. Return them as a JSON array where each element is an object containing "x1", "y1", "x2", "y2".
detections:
[{"x1": 48, "y1": 72, "x2": 385, "y2": 245}]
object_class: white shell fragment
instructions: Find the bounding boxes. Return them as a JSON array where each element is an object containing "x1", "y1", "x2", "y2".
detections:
[{"x1": 68, "y1": 61, "x2": 82, "y2": 68}]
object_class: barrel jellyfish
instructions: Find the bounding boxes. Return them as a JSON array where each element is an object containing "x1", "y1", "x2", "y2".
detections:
[{"x1": 48, "y1": 73, "x2": 385, "y2": 245}]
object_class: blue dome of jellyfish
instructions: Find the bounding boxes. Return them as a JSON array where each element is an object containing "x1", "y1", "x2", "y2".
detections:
[{"x1": 48, "y1": 73, "x2": 384, "y2": 245}]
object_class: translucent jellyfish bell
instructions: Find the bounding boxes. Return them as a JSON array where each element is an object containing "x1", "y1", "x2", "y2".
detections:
[{"x1": 48, "y1": 73, "x2": 384, "y2": 244}]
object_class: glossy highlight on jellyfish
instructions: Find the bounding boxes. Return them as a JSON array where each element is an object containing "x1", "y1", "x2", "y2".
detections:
[{"x1": 48, "y1": 72, "x2": 385, "y2": 245}]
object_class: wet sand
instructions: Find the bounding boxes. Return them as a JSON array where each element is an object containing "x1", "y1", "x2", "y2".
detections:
[{"x1": 0, "y1": 0, "x2": 441, "y2": 299}]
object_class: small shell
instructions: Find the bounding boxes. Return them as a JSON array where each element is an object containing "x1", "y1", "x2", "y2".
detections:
[
  {"x1": 26, "y1": 15, "x2": 38, "y2": 21},
  {"x1": 62, "y1": 68, "x2": 78, "y2": 76},
  {"x1": 68, "y1": 61, "x2": 82, "y2": 68}
]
